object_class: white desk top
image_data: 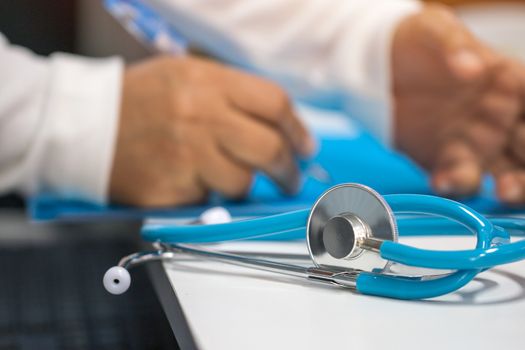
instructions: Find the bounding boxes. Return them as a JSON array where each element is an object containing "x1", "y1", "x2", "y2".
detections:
[{"x1": 160, "y1": 237, "x2": 525, "y2": 350}]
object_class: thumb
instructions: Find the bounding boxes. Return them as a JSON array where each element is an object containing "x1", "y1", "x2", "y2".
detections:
[
  {"x1": 511, "y1": 59, "x2": 525, "y2": 104},
  {"x1": 431, "y1": 140, "x2": 483, "y2": 197},
  {"x1": 440, "y1": 20, "x2": 491, "y2": 81},
  {"x1": 447, "y1": 48, "x2": 487, "y2": 81},
  {"x1": 423, "y1": 4, "x2": 491, "y2": 81}
]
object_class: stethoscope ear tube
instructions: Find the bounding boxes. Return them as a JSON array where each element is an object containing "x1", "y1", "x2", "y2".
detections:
[
  {"x1": 142, "y1": 209, "x2": 310, "y2": 243},
  {"x1": 380, "y1": 236, "x2": 525, "y2": 270},
  {"x1": 382, "y1": 194, "x2": 518, "y2": 270},
  {"x1": 349, "y1": 193, "x2": 496, "y2": 299}
]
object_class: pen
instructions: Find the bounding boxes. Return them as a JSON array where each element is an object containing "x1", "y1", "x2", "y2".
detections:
[
  {"x1": 105, "y1": 0, "x2": 333, "y2": 186},
  {"x1": 104, "y1": 0, "x2": 187, "y2": 55}
]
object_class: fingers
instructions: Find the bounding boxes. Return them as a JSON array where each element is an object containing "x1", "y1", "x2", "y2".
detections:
[
  {"x1": 488, "y1": 152, "x2": 522, "y2": 204},
  {"x1": 478, "y1": 62, "x2": 522, "y2": 131},
  {"x1": 197, "y1": 139, "x2": 254, "y2": 199},
  {"x1": 223, "y1": 69, "x2": 316, "y2": 157},
  {"x1": 431, "y1": 139, "x2": 483, "y2": 197},
  {"x1": 478, "y1": 92, "x2": 521, "y2": 130},
  {"x1": 510, "y1": 123, "x2": 525, "y2": 164},
  {"x1": 486, "y1": 140, "x2": 525, "y2": 205},
  {"x1": 495, "y1": 171, "x2": 525, "y2": 205},
  {"x1": 507, "y1": 58, "x2": 525, "y2": 102},
  {"x1": 468, "y1": 121, "x2": 509, "y2": 161},
  {"x1": 497, "y1": 61, "x2": 525, "y2": 204},
  {"x1": 476, "y1": 60, "x2": 525, "y2": 204},
  {"x1": 215, "y1": 109, "x2": 301, "y2": 195},
  {"x1": 495, "y1": 120, "x2": 525, "y2": 205}
]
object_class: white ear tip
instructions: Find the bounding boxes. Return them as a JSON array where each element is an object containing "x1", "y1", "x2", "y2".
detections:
[
  {"x1": 103, "y1": 266, "x2": 131, "y2": 295},
  {"x1": 199, "y1": 206, "x2": 232, "y2": 225}
]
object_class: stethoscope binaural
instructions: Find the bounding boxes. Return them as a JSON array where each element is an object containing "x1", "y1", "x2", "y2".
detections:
[{"x1": 104, "y1": 183, "x2": 525, "y2": 300}]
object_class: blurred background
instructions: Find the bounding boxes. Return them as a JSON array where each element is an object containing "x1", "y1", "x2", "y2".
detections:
[
  {"x1": 0, "y1": 0, "x2": 524, "y2": 349},
  {"x1": 2, "y1": 0, "x2": 525, "y2": 63}
]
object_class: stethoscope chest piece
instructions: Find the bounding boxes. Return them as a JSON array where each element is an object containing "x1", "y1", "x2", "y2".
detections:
[{"x1": 307, "y1": 183, "x2": 398, "y2": 272}]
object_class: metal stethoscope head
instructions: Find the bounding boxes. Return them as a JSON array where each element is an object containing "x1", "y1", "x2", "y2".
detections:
[{"x1": 104, "y1": 183, "x2": 525, "y2": 299}]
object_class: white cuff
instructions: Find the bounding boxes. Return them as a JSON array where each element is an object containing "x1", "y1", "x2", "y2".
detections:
[
  {"x1": 338, "y1": 0, "x2": 422, "y2": 145},
  {"x1": 32, "y1": 53, "x2": 123, "y2": 203}
]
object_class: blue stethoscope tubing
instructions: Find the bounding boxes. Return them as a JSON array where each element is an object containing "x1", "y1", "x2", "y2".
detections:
[{"x1": 142, "y1": 194, "x2": 524, "y2": 299}]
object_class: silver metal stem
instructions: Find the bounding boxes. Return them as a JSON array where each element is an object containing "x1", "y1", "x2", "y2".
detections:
[
  {"x1": 119, "y1": 243, "x2": 359, "y2": 290},
  {"x1": 118, "y1": 249, "x2": 174, "y2": 269},
  {"x1": 357, "y1": 237, "x2": 384, "y2": 252},
  {"x1": 171, "y1": 243, "x2": 359, "y2": 289}
]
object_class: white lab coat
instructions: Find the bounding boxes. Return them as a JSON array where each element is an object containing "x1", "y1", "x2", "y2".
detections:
[
  {"x1": 0, "y1": 34, "x2": 122, "y2": 202},
  {"x1": 147, "y1": 0, "x2": 420, "y2": 142},
  {"x1": 0, "y1": 0, "x2": 420, "y2": 203}
]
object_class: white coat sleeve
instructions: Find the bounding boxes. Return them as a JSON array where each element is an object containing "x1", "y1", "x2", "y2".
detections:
[
  {"x1": 146, "y1": 0, "x2": 421, "y2": 144},
  {"x1": 0, "y1": 33, "x2": 123, "y2": 203}
]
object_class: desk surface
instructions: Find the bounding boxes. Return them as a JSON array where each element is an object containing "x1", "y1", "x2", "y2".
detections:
[{"x1": 154, "y1": 236, "x2": 525, "y2": 350}]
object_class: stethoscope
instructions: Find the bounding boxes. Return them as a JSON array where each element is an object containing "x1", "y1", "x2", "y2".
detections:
[{"x1": 103, "y1": 183, "x2": 525, "y2": 300}]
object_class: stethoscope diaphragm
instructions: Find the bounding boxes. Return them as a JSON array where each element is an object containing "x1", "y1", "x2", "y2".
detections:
[{"x1": 307, "y1": 183, "x2": 397, "y2": 272}]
